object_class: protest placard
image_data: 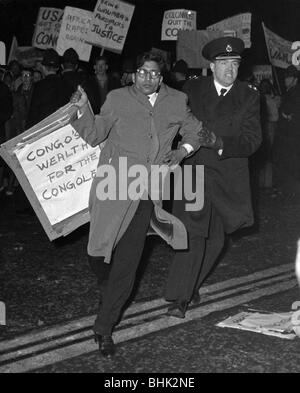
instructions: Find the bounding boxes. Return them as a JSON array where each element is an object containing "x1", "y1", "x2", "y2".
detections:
[
  {"x1": 87, "y1": 0, "x2": 135, "y2": 54},
  {"x1": 252, "y1": 65, "x2": 273, "y2": 85},
  {"x1": 207, "y1": 13, "x2": 252, "y2": 48},
  {"x1": 32, "y1": 7, "x2": 64, "y2": 50},
  {"x1": 176, "y1": 29, "x2": 222, "y2": 69},
  {"x1": 56, "y1": 7, "x2": 92, "y2": 62},
  {"x1": 161, "y1": 9, "x2": 197, "y2": 41},
  {"x1": 0, "y1": 104, "x2": 101, "y2": 240},
  {"x1": 262, "y1": 23, "x2": 300, "y2": 70}
]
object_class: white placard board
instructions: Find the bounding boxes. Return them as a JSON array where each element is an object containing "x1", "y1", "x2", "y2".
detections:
[
  {"x1": 87, "y1": 0, "x2": 135, "y2": 53},
  {"x1": 32, "y1": 7, "x2": 64, "y2": 50},
  {"x1": 161, "y1": 9, "x2": 197, "y2": 41},
  {"x1": 56, "y1": 7, "x2": 93, "y2": 62}
]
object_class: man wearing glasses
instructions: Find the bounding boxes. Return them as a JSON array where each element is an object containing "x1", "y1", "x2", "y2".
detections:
[
  {"x1": 165, "y1": 37, "x2": 262, "y2": 318},
  {"x1": 70, "y1": 51, "x2": 204, "y2": 357}
]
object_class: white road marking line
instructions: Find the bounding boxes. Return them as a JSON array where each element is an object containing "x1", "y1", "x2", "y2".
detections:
[
  {"x1": 0, "y1": 275, "x2": 297, "y2": 373},
  {"x1": 0, "y1": 263, "x2": 293, "y2": 353}
]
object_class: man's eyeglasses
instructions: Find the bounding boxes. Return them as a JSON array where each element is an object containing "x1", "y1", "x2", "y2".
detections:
[{"x1": 136, "y1": 68, "x2": 161, "y2": 79}]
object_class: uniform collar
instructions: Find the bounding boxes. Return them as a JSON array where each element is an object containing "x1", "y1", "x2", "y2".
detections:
[{"x1": 213, "y1": 79, "x2": 233, "y2": 96}]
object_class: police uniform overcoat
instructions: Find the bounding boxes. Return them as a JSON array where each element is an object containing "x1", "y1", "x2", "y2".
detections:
[
  {"x1": 71, "y1": 83, "x2": 202, "y2": 262},
  {"x1": 178, "y1": 76, "x2": 262, "y2": 235}
]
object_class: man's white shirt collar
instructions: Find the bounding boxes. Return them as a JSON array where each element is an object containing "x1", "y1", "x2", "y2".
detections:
[
  {"x1": 214, "y1": 80, "x2": 233, "y2": 96},
  {"x1": 147, "y1": 92, "x2": 158, "y2": 106}
]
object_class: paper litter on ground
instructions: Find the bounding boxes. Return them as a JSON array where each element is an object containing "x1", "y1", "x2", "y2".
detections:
[{"x1": 217, "y1": 311, "x2": 297, "y2": 340}]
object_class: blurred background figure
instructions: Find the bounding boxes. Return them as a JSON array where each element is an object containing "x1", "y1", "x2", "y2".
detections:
[
  {"x1": 33, "y1": 69, "x2": 43, "y2": 83},
  {"x1": 3, "y1": 70, "x2": 13, "y2": 91},
  {"x1": 0, "y1": 77, "x2": 13, "y2": 194},
  {"x1": 26, "y1": 49, "x2": 68, "y2": 128},
  {"x1": 7, "y1": 60, "x2": 22, "y2": 91},
  {"x1": 258, "y1": 78, "x2": 281, "y2": 188},
  {"x1": 273, "y1": 65, "x2": 300, "y2": 190},
  {"x1": 84, "y1": 55, "x2": 121, "y2": 114},
  {"x1": 5, "y1": 68, "x2": 35, "y2": 196},
  {"x1": 61, "y1": 47, "x2": 86, "y2": 101},
  {"x1": 170, "y1": 59, "x2": 189, "y2": 91},
  {"x1": 120, "y1": 58, "x2": 135, "y2": 86}
]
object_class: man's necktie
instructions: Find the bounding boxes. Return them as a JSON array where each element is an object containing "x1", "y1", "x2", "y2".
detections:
[{"x1": 220, "y1": 88, "x2": 227, "y2": 96}]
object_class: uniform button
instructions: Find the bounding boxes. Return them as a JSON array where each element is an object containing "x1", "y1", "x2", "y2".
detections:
[
  {"x1": 149, "y1": 111, "x2": 153, "y2": 116},
  {"x1": 148, "y1": 133, "x2": 153, "y2": 139},
  {"x1": 146, "y1": 157, "x2": 150, "y2": 163}
]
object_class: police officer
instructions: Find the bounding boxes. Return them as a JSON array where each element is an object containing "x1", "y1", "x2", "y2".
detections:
[{"x1": 165, "y1": 37, "x2": 262, "y2": 318}]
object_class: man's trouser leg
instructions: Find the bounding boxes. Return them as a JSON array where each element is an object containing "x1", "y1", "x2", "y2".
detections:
[
  {"x1": 194, "y1": 208, "x2": 225, "y2": 292},
  {"x1": 165, "y1": 235, "x2": 206, "y2": 303},
  {"x1": 94, "y1": 200, "x2": 154, "y2": 335},
  {"x1": 88, "y1": 255, "x2": 111, "y2": 287}
]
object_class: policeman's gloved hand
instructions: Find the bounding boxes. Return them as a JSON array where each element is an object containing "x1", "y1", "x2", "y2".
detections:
[
  {"x1": 198, "y1": 128, "x2": 223, "y2": 150},
  {"x1": 163, "y1": 146, "x2": 188, "y2": 167}
]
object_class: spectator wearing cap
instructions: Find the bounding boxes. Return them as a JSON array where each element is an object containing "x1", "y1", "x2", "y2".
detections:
[
  {"x1": 84, "y1": 55, "x2": 121, "y2": 114},
  {"x1": 171, "y1": 59, "x2": 189, "y2": 91},
  {"x1": 61, "y1": 47, "x2": 86, "y2": 101},
  {"x1": 273, "y1": 65, "x2": 300, "y2": 187},
  {"x1": 26, "y1": 49, "x2": 69, "y2": 128},
  {"x1": 165, "y1": 37, "x2": 262, "y2": 318}
]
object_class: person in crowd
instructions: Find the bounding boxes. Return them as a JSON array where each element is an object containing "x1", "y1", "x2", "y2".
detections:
[
  {"x1": 26, "y1": 49, "x2": 69, "y2": 128},
  {"x1": 0, "y1": 78, "x2": 13, "y2": 193},
  {"x1": 273, "y1": 65, "x2": 300, "y2": 188},
  {"x1": 258, "y1": 78, "x2": 281, "y2": 188},
  {"x1": 33, "y1": 69, "x2": 43, "y2": 83},
  {"x1": 120, "y1": 59, "x2": 135, "y2": 86},
  {"x1": 171, "y1": 59, "x2": 189, "y2": 91},
  {"x1": 5, "y1": 68, "x2": 34, "y2": 195},
  {"x1": 3, "y1": 70, "x2": 13, "y2": 91},
  {"x1": 165, "y1": 37, "x2": 262, "y2": 318},
  {"x1": 84, "y1": 55, "x2": 121, "y2": 114},
  {"x1": 70, "y1": 50, "x2": 204, "y2": 357},
  {"x1": 7, "y1": 60, "x2": 22, "y2": 91},
  {"x1": 61, "y1": 47, "x2": 86, "y2": 100}
]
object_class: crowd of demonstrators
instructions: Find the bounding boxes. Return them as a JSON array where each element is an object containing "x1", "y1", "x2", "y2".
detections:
[
  {"x1": 273, "y1": 65, "x2": 300, "y2": 188},
  {"x1": 1, "y1": 40, "x2": 299, "y2": 358}
]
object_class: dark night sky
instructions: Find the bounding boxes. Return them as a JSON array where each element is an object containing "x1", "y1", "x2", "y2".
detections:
[{"x1": 0, "y1": 0, "x2": 300, "y2": 69}]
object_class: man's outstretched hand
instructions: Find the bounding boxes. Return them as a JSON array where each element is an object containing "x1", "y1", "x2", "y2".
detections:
[{"x1": 70, "y1": 85, "x2": 88, "y2": 110}]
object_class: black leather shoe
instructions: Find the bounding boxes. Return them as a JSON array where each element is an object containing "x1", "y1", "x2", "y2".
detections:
[
  {"x1": 190, "y1": 291, "x2": 201, "y2": 305},
  {"x1": 166, "y1": 300, "x2": 188, "y2": 318},
  {"x1": 94, "y1": 334, "x2": 116, "y2": 357}
]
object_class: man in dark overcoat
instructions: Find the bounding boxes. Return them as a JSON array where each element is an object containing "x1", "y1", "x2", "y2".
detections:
[
  {"x1": 70, "y1": 51, "x2": 204, "y2": 357},
  {"x1": 165, "y1": 37, "x2": 262, "y2": 318},
  {"x1": 26, "y1": 49, "x2": 69, "y2": 128}
]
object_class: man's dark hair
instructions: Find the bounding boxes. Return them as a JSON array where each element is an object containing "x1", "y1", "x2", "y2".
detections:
[
  {"x1": 94, "y1": 55, "x2": 109, "y2": 66},
  {"x1": 136, "y1": 51, "x2": 166, "y2": 73}
]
